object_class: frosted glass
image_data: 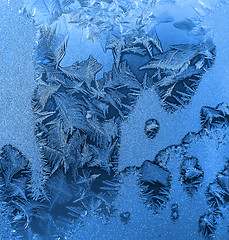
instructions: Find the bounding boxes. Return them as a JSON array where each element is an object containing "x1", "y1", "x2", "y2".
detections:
[{"x1": 0, "y1": 0, "x2": 229, "y2": 239}]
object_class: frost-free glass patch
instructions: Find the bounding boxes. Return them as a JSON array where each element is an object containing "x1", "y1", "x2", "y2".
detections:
[{"x1": 0, "y1": 0, "x2": 229, "y2": 239}]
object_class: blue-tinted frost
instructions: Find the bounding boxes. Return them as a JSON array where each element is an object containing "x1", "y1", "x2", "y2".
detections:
[{"x1": 1, "y1": 0, "x2": 229, "y2": 239}]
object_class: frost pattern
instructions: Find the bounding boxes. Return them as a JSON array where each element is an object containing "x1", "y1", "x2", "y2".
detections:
[
  {"x1": 22, "y1": 0, "x2": 172, "y2": 42},
  {"x1": 140, "y1": 42, "x2": 216, "y2": 112},
  {"x1": 0, "y1": 145, "x2": 47, "y2": 239},
  {"x1": 138, "y1": 160, "x2": 171, "y2": 212},
  {"x1": 171, "y1": 203, "x2": 179, "y2": 221},
  {"x1": 1, "y1": 0, "x2": 229, "y2": 239},
  {"x1": 22, "y1": 0, "x2": 217, "y2": 114},
  {"x1": 144, "y1": 118, "x2": 160, "y2": 139},
  {"x1": 29, "y1": 23, "x2": 144, "y2": 237},
  {"x1": 150, "y1": 103, "x2": 229, "y2": 239},
  {"x1": 180, "y1": 157, "x2": 204, "y2": 196}
]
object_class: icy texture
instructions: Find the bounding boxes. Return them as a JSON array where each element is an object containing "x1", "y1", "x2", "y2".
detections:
[
  {"x1": 119, "y1": 4, "x2": 229, "y2": 171},
  {"x1": 1, "y1": 0, "x2": 229, "y2": 239},
  {"x1": 139, "y1": 160, "x2": 171, "y2": 212},
  {"x1": 0, "y1": 0, "x2": 45, "y2": 203},
  {"x1": 140, "y1": 43, "x2": 215, "y2": 112},
  {"x1": 65, "y1": 104, "x2": 229, "y2": 240},
  {"x1": 154, "y1": 103, "x2": 229, "y2": 239},
  {"x1": 0, "y1": 145, "x2": 47, "y2": 239},
  {"x1": 144, "y1": 118, "x2": 160, "y2": 139},
  {"x1": 22, "y1": 0, "x2": 173, "y2": 41}
]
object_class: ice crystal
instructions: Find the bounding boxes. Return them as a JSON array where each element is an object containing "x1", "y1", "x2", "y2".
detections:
[
  {"x1": 15, "y1": 5, "x2": 219, "y2": 237},
  {"x1": 0, "y1": 145, "x2": 51, "y2": 239},
  {"x1": 198, "y1": 212, "x2": 217, "y2": 239},
  {"x1": 139, "y1": 42, "x2": 216, "y2": 112},
  {"x1": 32, "y1": 26, "x2": 143, "y2": 179},
  {"x1": 120, "y1": 211, "x2": 131, "y2": 224},
  {"x1": 171, "y1": 203, "x2": 179, "y2": 221},
  {"x1": 144, "y1": 118, "x2": 160, "y2": 139},
  {"x1": 0, "y1": 144, "x2": 121, "y2": 238},
  {"x1": 180, "y1": 157, "x2": 204, "y2": 196},
  {"x1": 151, "y1": 103, "x2": 229, "y2": 238},
  {"x1": 3, "y1": 0, "x2": 229, "y2": 239},
  {"x1": 200, "y1": 103, "x2": 229, "y2": 130},
  {"x1": 22, "y1": 0, "x2": 176, "y2": 45},
  {"x1": 138, "y1": 160, "x2": 171, "y2": 212},
  {"x1": 200, "y1": 163, "x2": 229, "y2": 239}
]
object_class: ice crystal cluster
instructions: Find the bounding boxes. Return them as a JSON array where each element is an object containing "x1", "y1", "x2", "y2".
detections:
[
  {"x1": 152, "y1": 103, "x2": 229, "y2": 238},
  {"x1": 1, "y1": 0, "x2": 229, "y2": 239},
  {"x1": 144, "y1": 118, "x2": 160, "y2": 139}
]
